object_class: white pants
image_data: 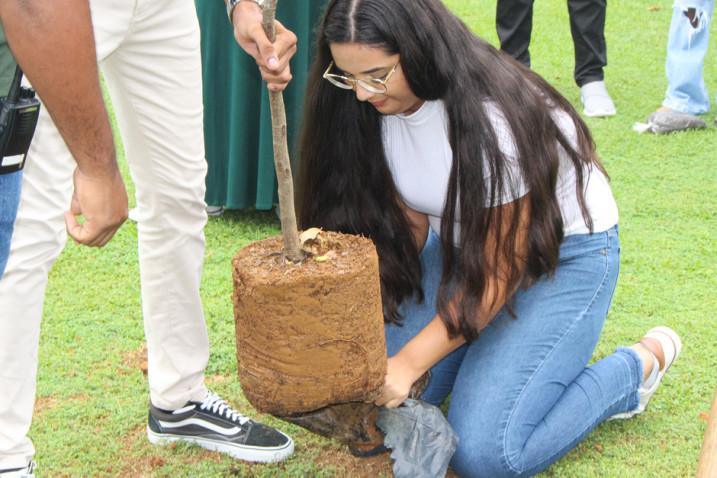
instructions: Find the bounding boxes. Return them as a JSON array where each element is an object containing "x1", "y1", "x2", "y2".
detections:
[{"x1": 0, "y1": 0, "x2": 210, "y2": 469}]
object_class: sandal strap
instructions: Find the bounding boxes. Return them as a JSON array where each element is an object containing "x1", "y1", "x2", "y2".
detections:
[
  {"x1": 639, "y1": 337, "x2": 665, "y2": 370},
  {"x1": 641, "y1": 326, "x2": 681, "y2": 372}
]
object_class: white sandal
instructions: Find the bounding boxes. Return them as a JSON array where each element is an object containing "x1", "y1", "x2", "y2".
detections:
[{"x1": 609, "y1": 326, "x2": 682, "y2": 420}]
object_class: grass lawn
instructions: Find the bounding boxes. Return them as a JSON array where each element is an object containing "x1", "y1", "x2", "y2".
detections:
[{"x1": 30, "y1": 0, "x2": 716, "y2": 476}]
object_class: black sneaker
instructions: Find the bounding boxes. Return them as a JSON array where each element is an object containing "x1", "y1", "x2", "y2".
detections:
[
  {"x1": 147, "y1": 391, "x2": 294, "y2": 463},
  {"x1": 0, "y1": 461, "x2": 36, "y2": 478}
]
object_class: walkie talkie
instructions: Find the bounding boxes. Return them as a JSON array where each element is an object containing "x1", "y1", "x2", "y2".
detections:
[{"x1": 0, "y1": 66, "x2": 40, "y2": 174}]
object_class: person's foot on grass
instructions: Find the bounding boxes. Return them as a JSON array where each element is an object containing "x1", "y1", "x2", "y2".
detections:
[
  {"x1": 206, "y1": 205, "x2": 225, "y2": 217},
  {"x1": 0, "y1": 461, "x2": 36, "y2": 478},
  {"x1": 580, "y1": 80, "x2": 616, "y2": 117},
  {"x1": 645, "y1": 107, "x2": 707, "y2": 134},
  {"x1": 147, "y1": 390, "x2": 294, "y2": 463},
  {"x1": 609, "y1": 326, "x2": 682, "y2": 420}
]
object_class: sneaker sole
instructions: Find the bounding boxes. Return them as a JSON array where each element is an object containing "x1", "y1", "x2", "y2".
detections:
[
  {"x1": 146, "y1": 427, "x2": 294, "y2": 463},
  {"x1": 583, "y1": 107, "x2": 617, "y2": 118}
]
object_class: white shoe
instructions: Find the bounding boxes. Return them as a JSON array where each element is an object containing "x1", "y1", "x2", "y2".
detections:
[
  {"x1": 580, "y1": 81, "x2": 616, "y2": 117},
  {"x1": 0, "y1": 461, "x2": 36, "y2": 478},
  {"x1": 206, "y1": 205, "x2": 225, "y2": 217},
  {"x1": 609, "y1": 326, "x2": 682, "y2": 420},
  {"x1": 128, "y1": 207, "x2": 139, "y2": 222}
]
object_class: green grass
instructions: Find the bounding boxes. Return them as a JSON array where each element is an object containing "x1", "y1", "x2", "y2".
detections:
[{"x1": 32, "y1": 1, "x2": 716, "y2": 476}]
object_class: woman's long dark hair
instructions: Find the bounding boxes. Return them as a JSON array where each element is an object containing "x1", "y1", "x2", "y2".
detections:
[{"x1": 297, "y1": 0, "x2": 606, "y2": 341}]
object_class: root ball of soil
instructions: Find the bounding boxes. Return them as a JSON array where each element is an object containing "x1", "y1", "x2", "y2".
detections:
[{"x1": 232, "y1": 231, "x2": 387, "y2": 415}]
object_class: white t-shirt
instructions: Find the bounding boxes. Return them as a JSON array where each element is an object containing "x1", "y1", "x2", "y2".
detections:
[{"x1": 381, "y1": 100, "x2": 618, "y2": 239}]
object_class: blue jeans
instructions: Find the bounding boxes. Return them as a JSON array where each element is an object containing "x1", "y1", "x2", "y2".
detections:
[
  {"x1": 385, "y1": 226, "x2": 642, "y2": 477},
  {"x1": 663, "y1": 0, "x2": 714, "y2": 115},
  {"x1": 0, "y1": 171, "x2": 22, "y2": 278}
]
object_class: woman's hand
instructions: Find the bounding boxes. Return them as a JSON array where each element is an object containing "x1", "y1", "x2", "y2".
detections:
[{"x1": 375, "y1": 353, "x2": 425, "y2": 409}]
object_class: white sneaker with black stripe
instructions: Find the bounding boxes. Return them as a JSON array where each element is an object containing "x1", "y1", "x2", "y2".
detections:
[
  {"x1": 147, "y1": 391, "x2": 294, "y2": 463},
  {"x1": 0, "y1": 461, "x2": 36, "y2": 478}
]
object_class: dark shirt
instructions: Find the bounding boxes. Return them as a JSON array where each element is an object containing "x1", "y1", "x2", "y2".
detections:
[{"x1": 0, "y1": 22, "x2": 17, "y2": 97}]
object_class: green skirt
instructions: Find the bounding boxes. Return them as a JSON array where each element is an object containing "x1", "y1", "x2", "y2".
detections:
[{"x1": 196, "y1": 0, "x2": 326, "y2": 210}]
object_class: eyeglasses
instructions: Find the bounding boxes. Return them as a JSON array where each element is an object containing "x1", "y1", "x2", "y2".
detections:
[{"x1": 322, "y1": 61, "x2": 399, "y2": 95}]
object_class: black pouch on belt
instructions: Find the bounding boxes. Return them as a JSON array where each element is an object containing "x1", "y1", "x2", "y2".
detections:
[{"x1": 0, "y1": 66, "x2": 40, "y2": 175}]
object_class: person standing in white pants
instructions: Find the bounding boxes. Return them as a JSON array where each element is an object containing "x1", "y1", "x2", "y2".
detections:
[{"x1": 0, "y1": 0, "x2": 298, "y2": 475}]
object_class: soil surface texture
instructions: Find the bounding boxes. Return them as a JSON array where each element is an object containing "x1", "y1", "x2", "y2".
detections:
[{"x1": 233, "y1": 231, "x2": 387, "y2": 416}]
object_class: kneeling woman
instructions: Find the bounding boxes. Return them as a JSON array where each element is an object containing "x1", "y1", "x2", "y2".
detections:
[{"x1": 297, "y1": 0, "x2": 681, "y2": 476}]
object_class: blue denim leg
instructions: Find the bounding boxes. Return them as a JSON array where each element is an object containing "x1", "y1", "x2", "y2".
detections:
[
  {"x1": 446, "y1": 226, "x2": 644, "y2": 478},
  {"x1": 0, "y1": 171, "x2": 22, "y2": 278},
  {"x1": 663, "y1": 0, "x2": 714, "y2": 115},
  {"x1": 384, "y1": 227, "x2": 644, "y2": 477},
  {"x1": 384, "y1": 229, "x2": 468, "y2": 406}
]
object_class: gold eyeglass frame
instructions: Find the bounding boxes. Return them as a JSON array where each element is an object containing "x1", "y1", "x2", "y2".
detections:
[{"x1": 322, "y1": 61, "x2": 399, "y2": 95}]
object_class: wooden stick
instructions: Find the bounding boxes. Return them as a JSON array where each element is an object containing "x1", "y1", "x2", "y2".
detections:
[
  {"x1": 262, "y1": 0, "x2": 303, "y2": 262},
  {"x1": 697, "y1": 385, "x2": 717, "y2": 478}
]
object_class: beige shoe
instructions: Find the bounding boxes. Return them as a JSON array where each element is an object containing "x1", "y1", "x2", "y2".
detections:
[{"x1": 609, "y1": 326, "x2": 682, "y2": 420}]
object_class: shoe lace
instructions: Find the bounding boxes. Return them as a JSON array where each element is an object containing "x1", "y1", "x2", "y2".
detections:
[{"x1": 198, "y1": 392, "x2": 250, "y2": 425}]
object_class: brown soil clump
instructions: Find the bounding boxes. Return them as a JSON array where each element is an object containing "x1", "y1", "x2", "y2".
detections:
[
  {"x1": 232, "y1": 231, "x2": 386, "y2": 416},
  {"x1": 122, "y1": 343, "x2": 148, "y2": 376},
  {"x1": 316, "y1": 446, "x2": 393, "y2": 477}
]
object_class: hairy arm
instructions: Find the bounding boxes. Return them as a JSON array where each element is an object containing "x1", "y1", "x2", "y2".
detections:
[
  {"x1": 376, "y1": 195, "x2": 531, "y2": 408},
  {"x1": 0, "y1": 0, "x2": 127, "y2": 247}
]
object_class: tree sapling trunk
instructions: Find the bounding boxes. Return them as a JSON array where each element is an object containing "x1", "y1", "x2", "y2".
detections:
[{"x1": 262, "y1": 0, "x2": 303, "y2": 263}]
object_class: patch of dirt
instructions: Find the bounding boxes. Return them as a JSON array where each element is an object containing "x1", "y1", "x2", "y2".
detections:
[
  {"x1": 34, "y1": 394, "x2": 89, "y2": 417},
  {"x1": 122, "y1": 343, "x2": 148, "y2": 376},
  {"x1": 110, "y1": 426, "x2": 224, "y2": 477},
  {"x1": 110, "y1": 425, "x2": 164, "y2": 477},
  {"x1": 206, "y1": 374, "x2": 229, "y2": 385},
  {"x1": 315, "y1": 445, "x2": 393, "y2": 478},
  {"x1": 33, "y1": 396, "x2": 59, "y2": 415},
  {"x1": 112, "y1": 455, "x2": 168, "y2": 478},
  {"x1": 112, "y1": 455, "x2": 166, "y2": 478}
]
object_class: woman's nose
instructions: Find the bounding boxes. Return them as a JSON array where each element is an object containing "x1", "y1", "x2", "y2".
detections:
[{"x1": 354, "y1": 83, "x2": 374, "y2": 102}]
